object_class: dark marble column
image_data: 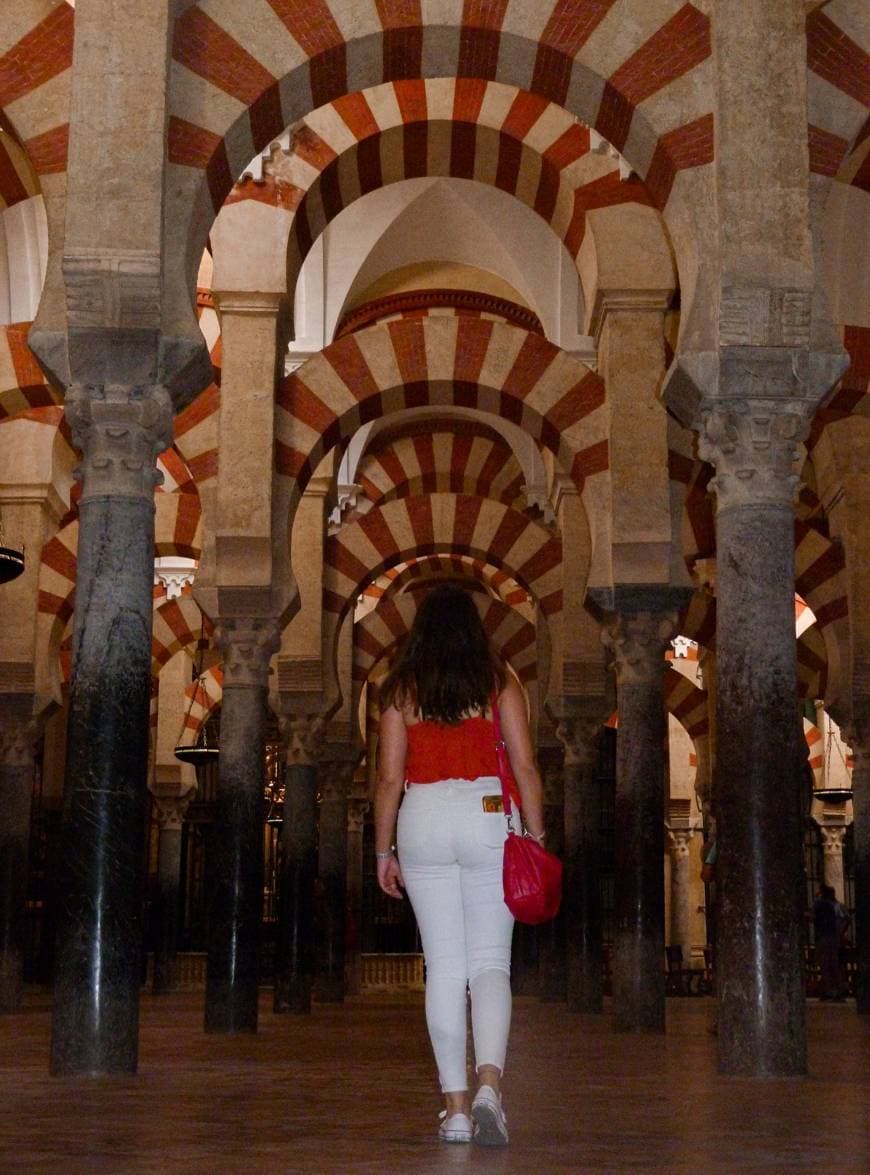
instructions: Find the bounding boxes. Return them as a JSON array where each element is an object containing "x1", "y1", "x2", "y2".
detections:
[
  {"x1": 150, "y1": 785, "x2": 195, "y2": 994},
  {"x1": 699, "y1": 400, "x2": 811, "y2": 1075},
  {"x1": 555, "y1": 715, "x2": 604, "y2": 1013},
  {"x1": 345, "y1": 795, "x2": 368, "y2": 996},
  {"x1": 204, "y1": 618, "x2": 279, "y2": 1034},
  {"x1": 847, "y1": 721, "x2": 869, "y2": 1014},
  {"x1": 604, "y1": 610, "x2": 678, "y2": 1034},
  {"x1": 315, "y1": 745, "x2": 359, "y2": 1003},
  {"x1": 0, "y1": 703, "x2": 36, "y2": 1013},
  {"x1": 51, "y1": 384, "x2": 172, "y2": 1076},
  {"x1": 538, "y1": 757, "x2": 566, "y2": 1003},
  {"x1": 273, "y1": 715, "x2": 323, "y2": 1014}
]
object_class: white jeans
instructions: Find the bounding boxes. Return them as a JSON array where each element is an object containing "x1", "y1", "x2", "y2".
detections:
[{"x1": 397, "y1": 777, "x2": 514, "y2": 1092}]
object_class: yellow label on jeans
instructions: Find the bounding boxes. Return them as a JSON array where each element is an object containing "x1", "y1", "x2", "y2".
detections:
[{"x1": 482, "y1": 795, "x2": 503, "y2": 812}]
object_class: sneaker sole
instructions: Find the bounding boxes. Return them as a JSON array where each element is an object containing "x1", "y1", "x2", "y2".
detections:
[
  {"x1": 472, "y1": 1103, "x2": 509, "y2": 1147},
  {"x1": 439, "y1": 1131, "x2": 473, "y2": 1144}
]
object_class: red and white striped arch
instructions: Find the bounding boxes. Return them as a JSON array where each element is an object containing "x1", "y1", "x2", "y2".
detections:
[
  {"x1": 0, "y1": 1, "x2": 72, "y2": 177},
  {"x1": 806, "y1": 3, "x2": 870, "y2": 187},
  {"x1": 179, "y1": 664, "x2": 223, "y2": 741},
  {"x1": 0, "y1": 129, "x2": 40, "y2": 211},
  {"x1": 167, "y1": 2, "x2": 716, "y2": 303},
  {"x1": 354, "y1": 591, "x2": 537, "y2": 688},
  {"x1": 355, "y1": 424, "x2": 526, "y2": 515},
  {"x1": 0, "y1": 323, "x2": 59, "y2": 419},
  {"x1": 277, "y1": 315, "x2": 608, "y2": 544},
  {"x1": 222, "y1": 77, "x2": 667, "y2": 286},
  {"x1": 362, "y1": 554, "x2": 532, "y2": 613}
]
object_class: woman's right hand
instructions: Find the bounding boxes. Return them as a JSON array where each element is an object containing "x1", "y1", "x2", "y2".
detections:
[{"x1": 377, "y1": 854, "x2": 405, "y2": 900}]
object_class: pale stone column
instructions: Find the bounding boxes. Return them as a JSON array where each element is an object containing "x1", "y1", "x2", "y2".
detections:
[
  {"x1": 554, "y1": 710, "x2": 604, "y2": 1013},
  {"x1": 0, "y1": 702, "x2": 36, "y2": 1013},
  {"x1": 149, "y1": 783, "x2": 196, "y2": 994},
  {"x1": 603, "y1": 609, "x2": 679, "y2": 1034},
  {"x1": 51, "y1": 384, "x2": 172, "y2": 1077},
  {"x1": 274, "y1": 714, "x2": 324, "y2": 1014},
  {"x1": 668, "y1": 830, "x2": 696, "y2": 962},
  {"x1": 204, "y1": 618, "x2": 279, "y2": 1034},
  {"x1": 316, "y1": 744, "x2": 360, "y2": 1003},
  {"x1": 345, "y1": 794, "x2": 368, "y2": 996},
  {"x1": 846, "y1": 722, "x2": 869, "y2": 1013},
  {"x1": 820, "y1": 826, "x2": 848, "y2": 903}
]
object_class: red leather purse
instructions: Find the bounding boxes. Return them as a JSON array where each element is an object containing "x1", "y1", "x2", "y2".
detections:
[{"x1": 492, "y1": 698, "x2": 563, "y2": 925}]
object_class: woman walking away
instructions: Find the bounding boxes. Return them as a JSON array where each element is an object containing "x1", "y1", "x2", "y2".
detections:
[{"x1": 374, "y1": 585, "x2": 545, "y2": 1147}]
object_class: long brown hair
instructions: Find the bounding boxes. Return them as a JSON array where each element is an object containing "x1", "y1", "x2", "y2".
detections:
[{"x1": 379, "y1": 585, "x2": 505, "y2": 724}]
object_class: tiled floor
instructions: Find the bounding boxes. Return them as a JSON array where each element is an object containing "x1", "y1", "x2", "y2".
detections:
[{"x1": 0, "y1": 991, "x2": 867, "y2": 1173}]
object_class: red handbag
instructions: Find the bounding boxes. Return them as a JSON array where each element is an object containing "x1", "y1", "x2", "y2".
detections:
[{"x1": 492, "y1": 698, "x2": 563, "y2": 925}]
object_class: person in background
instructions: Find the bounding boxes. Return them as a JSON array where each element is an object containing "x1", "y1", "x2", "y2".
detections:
[
  {"x1": 813, "y1": 884, "x2": 846, "y2": 1001},
  {"x1": 374, "y1": 585, "x2": 545, "y2": 1147}
]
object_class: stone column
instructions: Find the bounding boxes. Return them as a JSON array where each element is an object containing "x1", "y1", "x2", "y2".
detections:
[
  {"x1": 820, "y1": 826, "x2": 848, "y2": 903},
  {"x1": 668, "y1": 830, "x2": 696, "y2": 961},
  {"x1": 847, "y1": 723, "x2": 869, "y2": 1013},
  {"x1": 698, "y1": 399, "x2": 814, "y2": 1075},
  {"x1": 204, "y1": 618, "x2": 279, "y2": 1034},
  {"x1": 538, "y1": 755, "x2": 566, "y2": 1002},
  {"x1": 603, "y1": 610, "x2": 677, "y2": 1034},
  {"x1": 50, "y1": 384, "x2": 172, "y2": 1077},
  {"x1": 0, "y1": 702, "x2": 36, "y2": 1013},
  {"x1": 315, "y1": 745, "x2": 360, "y2": 1003},
  {"x1": 150, "y1": 784, "x2": 195, "y2": 994},
  {"x1": 555, "y1": 714, "x2": 604, "y2": 1013},
  {"x1": 345, "y1": 794, "x2": 368, "y2": 996},
  {"x1": 273, "y1": 715, "x2": 324, "y2": 1013}
]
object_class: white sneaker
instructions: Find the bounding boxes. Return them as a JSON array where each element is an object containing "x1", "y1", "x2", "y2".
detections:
[
  {"x1": 438, "y1": 1110, "x2": 473, "y2": 1143},
  {"x1": 472, "y1": 1085, "x2": 509, "y2": 1146}
]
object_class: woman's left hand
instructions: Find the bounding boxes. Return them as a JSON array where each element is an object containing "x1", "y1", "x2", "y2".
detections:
[{"x1": 377, "y1": 854, "x2": 405, "y2": 900}]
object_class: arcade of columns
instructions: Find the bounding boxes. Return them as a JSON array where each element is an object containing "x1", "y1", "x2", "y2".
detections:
[{"x1": 0, "y1": 0, "x2": 867, "y2": 1083}]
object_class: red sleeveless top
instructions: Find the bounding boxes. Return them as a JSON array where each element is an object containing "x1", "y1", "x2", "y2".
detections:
[{"x1": 405, "y1": 714, "x2": 520, "y2": 803}]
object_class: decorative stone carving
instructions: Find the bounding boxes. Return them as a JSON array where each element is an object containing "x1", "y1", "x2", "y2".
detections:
[
  {"x1": 697, "y1": 399, "x2": 811, "y2": 509},
  {"x1": 602, "y1": 612, "x2": 678, "y2": 687},
  {"x1": 0, "y1": 712, "x2": 35, "y2": 767},
  {"x1": 216, "y1": 618, "x2": 280, "y2": 689},
  {"x1": 719, "y1": 287, "x2": 812, "y2": 349},
  {"x1": 150, "y1": 782, "x2": 196, "y2": 831},
  {"x1": 65, "y1": 383, "x2": 173, "y2": 502},
  {"x1": 280, "y1": 714, "x2": 326, "y2": 766},
  {"x1": 553, "y1": 716, "x2": 598, "y2": 768},
  {"x1": 347, "y1": 796, "x2": 369, "y2": 834},
  {"x1": 668, "y1": 829, "x2": 695, "y2": 859},
  {"x1": 820, "y1": 826, "x2": 847, "y2": 857},
  {"x1": 63, "y1": 248, "x2": 162, "y2": 330},
  {"x1": 154, "y1": 556, "x2": 197, "y2": 599}
]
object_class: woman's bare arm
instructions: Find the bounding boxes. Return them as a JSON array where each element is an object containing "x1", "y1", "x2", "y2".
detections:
[
  {"x1": 498, "y1": 678, "x2": 545, "y2": 841},
  {"x1": 374, "y1": 704, "x2": 407, "y2": 898}
]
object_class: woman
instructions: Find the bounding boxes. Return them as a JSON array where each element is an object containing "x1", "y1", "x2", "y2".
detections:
[{"x1": 374, "y1": 585, "x2": 545, "y2": 1147}]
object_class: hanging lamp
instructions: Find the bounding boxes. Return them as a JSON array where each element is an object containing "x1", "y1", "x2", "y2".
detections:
[
  {"x1": 0, "y1": 507, "x2": 24, "y2": 584},
  {"x1": 174, "y1": 627, "x2": 220, "y2": 765}
]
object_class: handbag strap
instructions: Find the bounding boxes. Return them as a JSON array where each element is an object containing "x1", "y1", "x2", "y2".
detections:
[{"x1": 490, "y1": 693, "x2": 516, "y2": 832}]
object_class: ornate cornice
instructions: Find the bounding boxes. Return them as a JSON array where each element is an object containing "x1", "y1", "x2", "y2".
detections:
[{"x1": 335, "y1": 289, "x2": 544, "y2": 338}]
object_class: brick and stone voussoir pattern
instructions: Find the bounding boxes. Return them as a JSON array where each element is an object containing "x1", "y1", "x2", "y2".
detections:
[
  {"x1": 323, "y1": 493, "x2": 563, "y2": 623},
  {"x1": 275, "y1": 316, "x2": 608, "y2": 512},
  {"x1": 168, "y1": 2, "x2": 715, "y2": 218}
]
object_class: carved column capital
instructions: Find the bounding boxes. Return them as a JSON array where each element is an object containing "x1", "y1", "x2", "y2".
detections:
[
  {"x1": 844, "y1": 720, "x2": 870, "y2": 772},
  {"x1": 602, "y1": 611, "x2": 678, "y2": 687},
  {"x1": 820, "y1": 826, "x2": 847, "y2": 855},
  {"x1": 668, "y1": 828, "x2": 695, "y2": 859},
  {"x1": 149, "y1": 781, "x2": 196, "y2": 830},
  {"x1": 216, "y1": 617, "x2": 280, "y2": 688},
  {"x1": 696, "y1": 398, "x2": 812, "y2": 510},
  {"x1": 552, "y1": 714, "x2": 600, "y2": 767},
  {"x1": 0, "y1": 710, "x2": 36, "y2": 767},
  {"x1": 347, "y1": 796, "x2": 369, "y2": 833},
  {"x1": 280, "y1": 714, "x2": 326, "y2": 766},
  {"x1": 65, "y1": 383, "x2": 173, "y2": 502}
]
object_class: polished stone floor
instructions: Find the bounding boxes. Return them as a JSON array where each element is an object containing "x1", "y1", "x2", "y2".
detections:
[{"x1": 0, "y1": 991, "x2": 867, "y2": 1173}]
